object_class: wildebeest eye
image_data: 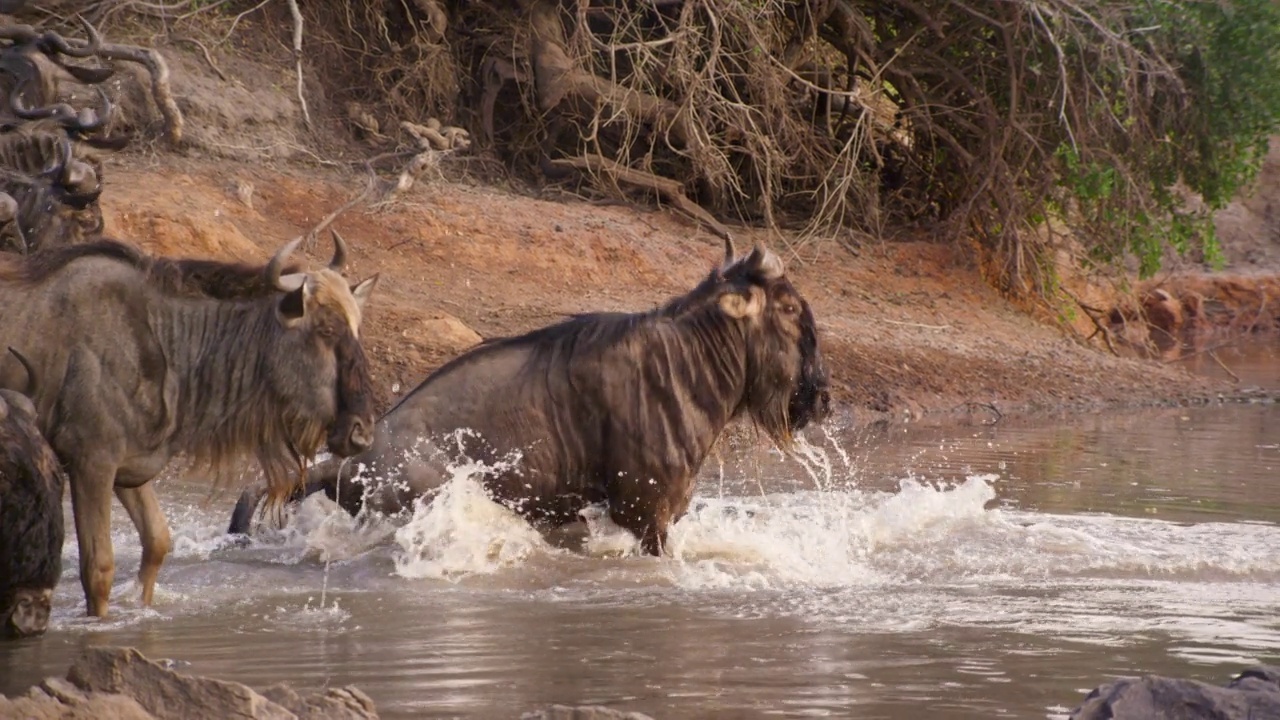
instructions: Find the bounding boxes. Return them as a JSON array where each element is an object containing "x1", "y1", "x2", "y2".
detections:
[{"x1": 779, "y1": 301, "x2": 800, "y2": 316}]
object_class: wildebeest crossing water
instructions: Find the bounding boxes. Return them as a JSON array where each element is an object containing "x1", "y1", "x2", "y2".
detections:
[{"x1": 3, "y1": 399, "x2": 1279, "y2": 718}]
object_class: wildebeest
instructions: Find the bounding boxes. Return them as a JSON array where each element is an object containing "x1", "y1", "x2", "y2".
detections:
[
  {"x1": 0, "y1": 18, "x2": 134, "y2": 254},
  {"x1": 0, "y1": 18, "x2": 127, "y2": 148},
  {"x1": 0, "y1": 347, "x2": 64, "y2": 639},
  {"x1": 231, "y1": 239, "x2": 830, "y2": 555},
  {"x1": 0, "y1": 232, "x2": 380, "y2": 617},
  {"x1": 0, "y1": 133, "x2": 104, "y2": 253}
]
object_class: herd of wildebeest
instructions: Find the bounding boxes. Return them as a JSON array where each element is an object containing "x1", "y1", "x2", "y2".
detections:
[{"x1": 0, "y1": 20, "x2": 832, "y2": 642}]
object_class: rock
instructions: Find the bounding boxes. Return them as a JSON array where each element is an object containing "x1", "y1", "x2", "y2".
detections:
[
  {"x1": 1070, "y1": 664, "x2": 1280, "y2": 720},
  {"x1": 0, "y1": 677, "x2": 155, "y2": 719},
  {"x1": 520, "y1": 705, "x2": 656, "y2": 720},
  {"x1": 2, "y1": 646, "x2": 379, "y2": 720},
  {"x1": 410, "y1": 313, "x2": 483, "y2": 353},
  {"x1": 260, "y1": 683, "x2": 380, "y2": 720}
]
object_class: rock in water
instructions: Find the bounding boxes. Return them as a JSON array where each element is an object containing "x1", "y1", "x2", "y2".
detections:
[
  {"x1": 0, "y1": 646, "x2": 379, "y2": 720},
  {"x1": 1071, "y1": 665, "x2": 1280, "y2": 720}
]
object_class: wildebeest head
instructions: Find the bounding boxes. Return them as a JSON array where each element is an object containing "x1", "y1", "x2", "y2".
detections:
[
  {"x1": 0, "y1": 347, "x2": 62, "y2": 639},
  {"x1": 676, "y1": 237, "x2": 832, "y2": 447},
  {"x1": 0, "y1": 18, "x2": 129, "y2": 150},
  {"x1": 262, "y1": 232, "x2": 379, "y2": 463},
  {"x1": 0, "y1": 133, "x2": 104, "y2": 253}
]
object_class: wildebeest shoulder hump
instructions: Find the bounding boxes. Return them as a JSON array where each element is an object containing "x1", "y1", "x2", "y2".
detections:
[{"x1": 0, "y1": 236, "x2": 304, "y2": 299}]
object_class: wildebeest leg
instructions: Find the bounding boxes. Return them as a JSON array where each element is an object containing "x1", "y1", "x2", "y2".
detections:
[
  {"x1": 607, "y1": 481, "x2": 671, "y2": 557},
  {"x1": 68, "y1": 463, "x2": 116, "y2": 617},
  {"x1": 607, "y1": 473, "x2": 697, "y2": 557},
  {"x1": 227, "y1": 478, "x2": 335, "y2": 535},
  {"x1": 114, "y1": 484, "x2": 171, "y2": 607}
]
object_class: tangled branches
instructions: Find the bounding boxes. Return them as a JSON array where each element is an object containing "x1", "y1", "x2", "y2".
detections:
[
  {"x1": 446, "y1": 0, "x2": 1279, "y2": 289},
  {"x1": 17, "y1": 1, "x2": 1280, "y2": 297},
  {"x1": 0, "y1": 16, "x2": 179, "y2": 253}
]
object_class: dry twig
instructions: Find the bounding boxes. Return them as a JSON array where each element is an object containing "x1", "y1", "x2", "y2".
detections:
[{"x1": 284, "y1": 0, "x2": 311, "y2": 128}]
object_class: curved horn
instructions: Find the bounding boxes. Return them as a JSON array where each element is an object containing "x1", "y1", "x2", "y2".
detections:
[
  {"x1": 38, "y1": 134, "x2": 72, "y2": 183},
  {"x1": 48, "y1": 134, "x2": 73, "y2": 182},
  {"x1": 58, "y1": 62, "x2": 115, "y2": 85},
  {"x1": 8, "y1": 346, "x2": 37, "y2": 398},
  {"x1": 329, "y1": 229, "x2": 348, "y2": 271},
  {"x1": 265, "y1": 236, "x2": 303, "y2": 291},
  {"x1": 0, "y1": 191, "x2": 17, "y2": 224},
  {"x1": 722, "y1": 234, "x2": 736, "y2": 267},
  {"x1": 10, "y1": 79, "x2": 79, "y2": 124},
  {"x1": 0, "y1": 24, "x2": 40, "y2": 45},
  {"x1": 81, "y1": 131, "x2": 132, "y2": 151},
  {"x1": 66, "y1": 85, "x2": 111, "y2": 134},
  {"x1": 56, "y1": 184, "x2": 103, "y2": 211},
  {"x1": 36, "y1": 17, "x2": 103, "y2": 60}
]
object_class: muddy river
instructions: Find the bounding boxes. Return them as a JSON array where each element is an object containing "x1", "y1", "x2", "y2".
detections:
[{"x1": 2, "y1": 346, "x2": 1279, "y2": 719}]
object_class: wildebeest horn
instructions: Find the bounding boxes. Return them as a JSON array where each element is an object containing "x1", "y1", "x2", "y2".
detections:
[
  {"x1": 34, "y1": 16, "x2": 103, "y2": 60},
  {"x1": 722, "y1": 234, "x2": 736, "y2": 267},
  {"x1": 0, "y1": 191, "x2": 26, "y2": 254},
  {"x1": 266, "y1": 237, "x2": 304, "y2": 291},
  {"x1": 758, "y1": 248, "x2": 785, "y2": 280},
  {"x1": 0, "y1": 192, "x2": 17, "y2": 224},
  {"x1": 8, "y1": 347, "x2": 38, "y2": 398},
  {"x1": 329, "y1": 230, "x2": 348, "y2": 271},
  {"x1": 48, "y1": 18, "x2": 115, "y2": 83},
  {"x1": 62, "y1": 158, "x2": 97, "y2": 191},
  {"x1": 55, "y1": 60, "x2": 115, "y2": 85},
  {"x1": 41, "y1": 134, "x2": 72, "y2": 179},
  {"x1": 743, "y1": 244, "x2": 785, "y2": 280},
  {"x1": 68, "y1": 85, "x2": 112, "y2": 133}
]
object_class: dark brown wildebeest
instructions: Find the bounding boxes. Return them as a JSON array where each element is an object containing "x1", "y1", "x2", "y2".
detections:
[
  {"x1": 0, "y1": 18, "x2": 130, "y2": 149},
  {"x1": 0, "y1": 17, "x2": 137, "y2": 254},
  {"x1": 0, "y1": 133, "x2": 105, "y2": 253},
  {"x1": 230, "y1": 239, "x2": 830, "y2": 555},
  {"x1": 0, "y1": 347, "x2": 65, "y2": 639},
  {"x1": 0, "y1": 232, "x2": 380, "y2": 618}
]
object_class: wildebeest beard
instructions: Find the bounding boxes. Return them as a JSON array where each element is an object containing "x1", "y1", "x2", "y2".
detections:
[
  {"x1": 737, "y1": 297, "x2": 830, "y2": 448},
  {"x1": 787, "y1": 300, "x2": 831, "y2": 433}
]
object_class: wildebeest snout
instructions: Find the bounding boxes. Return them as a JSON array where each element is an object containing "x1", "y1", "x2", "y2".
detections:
[
  {"x1": 3, "y1": 588, "x2": 53, "y2": 639},
  {"x1": 328, "y1": 413, "x2": 374, "y2": 457},
  {"x1": 348, "y1": 415, "x2": 374, "y2": 453}
]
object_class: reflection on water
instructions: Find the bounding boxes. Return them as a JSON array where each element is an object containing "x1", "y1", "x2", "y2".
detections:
[{"x1": 3, "y1": 402, "x2": 1280, "y2": 718}]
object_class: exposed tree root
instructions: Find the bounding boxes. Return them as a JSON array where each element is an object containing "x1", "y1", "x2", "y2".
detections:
[{"x1": 548, "y1": 153, "x2": 731, "y2": 241}]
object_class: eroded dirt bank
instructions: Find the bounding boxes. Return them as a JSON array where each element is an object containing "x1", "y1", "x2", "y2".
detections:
[{"x1": 98, "y1": 155, "x2": 1231, "y2": 428}]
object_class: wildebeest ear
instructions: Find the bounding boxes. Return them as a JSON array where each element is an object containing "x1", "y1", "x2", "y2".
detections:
[
  {"x1": 350, "y1": 273, "x2": 380, "y2": 311},
  {"x1": 276, "y1": 273, "x2": 307, "y2": 292},
  {"x1": 718, "y1": 287, "x2": 765, "y2": 320},
  {"x1": 277, "y1": 280, "x2": 310, "y2": 323}
]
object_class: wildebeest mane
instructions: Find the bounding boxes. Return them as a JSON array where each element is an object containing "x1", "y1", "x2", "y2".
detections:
[
  {"x1": 386, "y1": 310, "x2": 664, "y2": 419},
  {"x1": 0, "y1": 237, "x2": 303, "y2": 299}
]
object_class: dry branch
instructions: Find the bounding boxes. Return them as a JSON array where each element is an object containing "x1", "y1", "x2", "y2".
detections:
[
  {"x1": 284, "y1": 0, "x2": 311, "y2": 128},
  {"x1": 548, "y1": 153, "x2": 731, "y2": 241}
]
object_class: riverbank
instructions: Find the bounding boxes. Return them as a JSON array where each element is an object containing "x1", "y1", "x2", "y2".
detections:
[
  {"x1": 74, "y1": 15, "x2": 1279, "y2": 429},
  {"x1": 100, "y1": 154, "x2": 1248, "y2": 430}
]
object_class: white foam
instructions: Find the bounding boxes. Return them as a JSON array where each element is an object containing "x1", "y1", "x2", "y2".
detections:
[{"x1": 392, "y1": 459, "x2": 552, "y2": 581}]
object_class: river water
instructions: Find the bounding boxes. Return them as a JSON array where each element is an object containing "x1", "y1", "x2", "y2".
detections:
[{"x1": 2, "y1": 348, "x2": 1280, "y2": 719}]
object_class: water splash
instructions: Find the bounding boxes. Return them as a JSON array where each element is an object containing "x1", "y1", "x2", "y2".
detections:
[{"x1": 391, "y1": 434, "x2": 544, "y2": 581}]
